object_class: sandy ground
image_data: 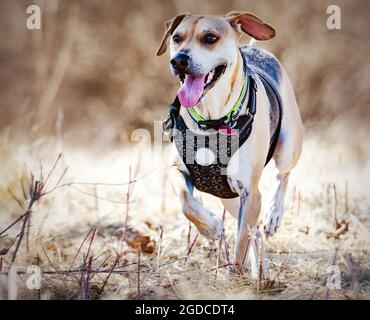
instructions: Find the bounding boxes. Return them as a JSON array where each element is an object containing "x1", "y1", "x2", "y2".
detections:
[{"x1": 0, "y1": 122, "x2": 369, "y2": 300}]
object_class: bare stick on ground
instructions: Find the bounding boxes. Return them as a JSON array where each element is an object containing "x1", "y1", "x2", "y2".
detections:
[
  {"x1": 137, "y1": 248, "x2": 141, "y2": 300},
  {"x1": 157, "y1": 226, "x2": 163, "y2": 285},
  {"x1": 215, "y1": 209, "x2": 226, "y2": 279},
  {"x1": 99, "y1": 255, "x2": 119, "y2": 295},
  {"x1": 185, "y1": 233, "x2": 199, "y2": 264}
]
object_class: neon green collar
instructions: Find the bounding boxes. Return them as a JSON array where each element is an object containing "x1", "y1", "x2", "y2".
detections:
[{"x1": 187, "y1": 76, "x2": 248, "y2": 125}]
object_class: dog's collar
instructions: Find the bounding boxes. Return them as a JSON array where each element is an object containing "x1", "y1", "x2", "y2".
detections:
[{"x1": 186, "y1": 76, "x2": 249, "y2": 130}]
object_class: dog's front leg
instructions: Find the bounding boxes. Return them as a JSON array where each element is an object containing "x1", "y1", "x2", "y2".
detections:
[
  {"x1": 170, "y1": 166, "x2": 223, "y2": 240},
  {"x1": 234, "y1": 183, "x2": 262, "y2": 274}
]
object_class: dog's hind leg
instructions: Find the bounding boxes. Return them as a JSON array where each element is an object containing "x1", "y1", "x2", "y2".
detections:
[
  {"x1": 264, "y1": 171, "x2": 290, "y2": 236},
  {"x1": 263, "y1": 66, "x2": 303, "y2": 237},
  {"x1": 170, "y1": 166, "x2": 223, "y2": 241},
  {"x1": 263, "y1": 123, "x2": 302, "y2": 236}
]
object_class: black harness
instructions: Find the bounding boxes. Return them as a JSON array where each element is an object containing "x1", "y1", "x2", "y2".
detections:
[{"x1": 163, "y1": 61, "x2": 282, "y2": 199}]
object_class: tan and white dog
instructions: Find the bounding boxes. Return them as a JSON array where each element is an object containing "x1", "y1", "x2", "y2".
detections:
[{"x1": 157, "y1": 12, "x2": 303, "y2": 276}]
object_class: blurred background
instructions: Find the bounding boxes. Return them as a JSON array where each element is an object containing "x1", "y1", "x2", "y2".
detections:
[
  {"x1": 1, "y1": 0, "x2": 369, "y2": 147},
  {"x1": 0, "y1": 0, "x2": 369, "y2": 300}
]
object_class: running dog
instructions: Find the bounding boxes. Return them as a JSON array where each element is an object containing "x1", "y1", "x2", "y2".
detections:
[{"x1": 157, "y1": 11, "x2": 303, "y2": 277}]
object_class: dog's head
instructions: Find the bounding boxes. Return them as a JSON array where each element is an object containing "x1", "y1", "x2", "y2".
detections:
[{"x1": 156, "y1": 12, "x2": 276, "y2": 108}]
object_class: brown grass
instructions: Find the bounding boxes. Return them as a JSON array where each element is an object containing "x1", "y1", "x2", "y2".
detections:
[
  {"x1": 0, "y1": 129, "x2": 369, "y2": 299},
  {"x1": 0, "y1": 0, "x2": 369, "y2": 300}
]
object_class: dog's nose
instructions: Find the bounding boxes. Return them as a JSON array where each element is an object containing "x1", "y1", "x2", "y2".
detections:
[{"x1": 171, "y1": 53, "x2": 190, "y2": 72}]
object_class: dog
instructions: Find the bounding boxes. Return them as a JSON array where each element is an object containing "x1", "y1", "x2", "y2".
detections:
[{"x1": 157, "y1": 11, "x2": 303, "y2": 277}]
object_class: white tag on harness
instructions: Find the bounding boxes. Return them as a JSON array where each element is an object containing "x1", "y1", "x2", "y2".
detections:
[{"x1": 195, "y1": 147, "x2": 216, "y2": 166}]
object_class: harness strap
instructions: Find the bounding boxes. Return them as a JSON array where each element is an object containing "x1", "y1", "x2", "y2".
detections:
[
  {"x1": 162, "y1": 96, "x2": 180, "y2": 136},
  {"x1": 257, "y1": 73, "x2": 282, "y2": 166}
]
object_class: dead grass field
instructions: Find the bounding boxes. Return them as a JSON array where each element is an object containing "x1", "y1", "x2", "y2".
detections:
[
  {"x1": 0, "y1": 120, "x2": 369, "y2": 300},
  {"x1": 0, "y1": 0, "x2": 369, "y2": 300}
]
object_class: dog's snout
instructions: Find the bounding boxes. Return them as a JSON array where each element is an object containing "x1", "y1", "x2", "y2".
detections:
[{"x1": 171, "y1": 53, "x2": 190, "y2": 72}]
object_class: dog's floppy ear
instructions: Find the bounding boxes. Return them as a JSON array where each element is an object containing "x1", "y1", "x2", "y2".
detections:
[
  {"x1": 156, "y1": 13, "x2": 190, "y2": 56},
  {"x1": 225, "y1": 11, "x2": 276, "y2": 41}
]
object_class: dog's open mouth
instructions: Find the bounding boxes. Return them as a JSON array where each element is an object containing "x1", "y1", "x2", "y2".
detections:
[{"x1": 177, "y1": 64, "x2": 227, "y2": 108}]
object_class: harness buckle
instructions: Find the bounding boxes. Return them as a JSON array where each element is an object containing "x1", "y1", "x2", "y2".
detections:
[
  {"x1": 197, "y1": 116, "x2": 228, "y2": 131},
  {"x1": 228, "y1": 119, "x2": 237, "y2": 129},
  {"x1": 198, "y1": 122, "x2": 209, "y2": 130}
]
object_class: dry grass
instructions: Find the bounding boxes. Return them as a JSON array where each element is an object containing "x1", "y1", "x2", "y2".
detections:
[
  {"x1": 0, "y1": 121, "x2": 369, "y2": 300},
  {"x1": 0, "y1": 0, "x2": 369, "y2": 300}
]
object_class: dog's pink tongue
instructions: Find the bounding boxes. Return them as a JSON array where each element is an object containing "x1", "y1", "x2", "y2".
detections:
[{"x1": 178, "y1": 74, "x2": 205, "y2": 108}]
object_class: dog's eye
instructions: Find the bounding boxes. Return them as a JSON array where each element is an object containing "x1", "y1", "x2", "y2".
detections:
[
  {"x1": 204, "y1": 33, "x2": 219, "y2": 44},
  {"x1": 172, "y1": 34, "x2": 181, "y2": 44}
]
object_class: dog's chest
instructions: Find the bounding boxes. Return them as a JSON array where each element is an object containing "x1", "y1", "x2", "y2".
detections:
[{"x1": 173, "y1": 117, "x2": 242, "y2": 198}]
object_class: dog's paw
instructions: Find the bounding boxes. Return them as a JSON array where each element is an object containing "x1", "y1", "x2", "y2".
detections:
[
  {"x1": 263, "y1": 206, "x2": 283, "y2": 237},
  {"x1": 196, "y1": 215, "x2": 223, "y2": 241}
]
